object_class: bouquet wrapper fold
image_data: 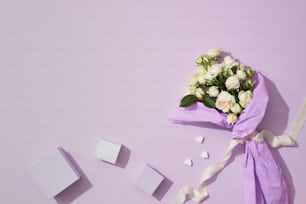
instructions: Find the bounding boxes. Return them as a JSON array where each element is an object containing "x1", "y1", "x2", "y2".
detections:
[{"x1": 169, "y1": 72, "x2": 306, "y2": 204}]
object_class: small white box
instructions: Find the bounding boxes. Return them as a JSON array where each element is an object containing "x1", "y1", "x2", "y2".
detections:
[
  {"x1": 135, "y1": 164, "x2": 165, "y2": 195},
  {"x1": 96, "y1": 139, "x2": 122, "y2": 164},
  {"x1": 28, "y1": 147, "x2": 80, "y2": 199}
]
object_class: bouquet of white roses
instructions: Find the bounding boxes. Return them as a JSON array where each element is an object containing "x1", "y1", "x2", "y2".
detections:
[
  {"x1": 170, "y1": 49, "x2": 306, "y2": 204},
  {"x1": 180, "y1": 48, "x2": 255, "y2": 125}
]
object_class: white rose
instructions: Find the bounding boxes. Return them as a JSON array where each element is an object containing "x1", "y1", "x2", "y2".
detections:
[
  {"x1": 207, "y1": 48, "x2": 221, "y2": 58},
  {"x1": 208, "y1": 86, "x2": 219, "y2": 97},
  {"x1": 224, "y1": 56, "x2": 234, "y2": 66},
  {"x1": 195, "y1": 88, "x2": 204, "y2": 99},
  {"x1": 184, "y1": 86, "x2": 196, "y2": 96},
  {"x1": 215, "y1": 91, "x2": 235, "y2": 113},
  {"x1": 236, "y1": 70, "x2": 247, "y2": 80},
  {"x1": 238, "y1": 90, "x2": 252, "y2": 108},
  {"x1": 227, "y1": 113, "x2": 238, "y2": 125},
  {"x1": 230, "y1": 103, "x2": 242, "y2": 114},
  {"x1": 188, "y1": 74, "x2": 198, "y2": 86},
  {"x1": 224, "y1": 56, "x2": 238, "y2": 68},
  {"x1": 204, "y1": 72, "x2": 216, "y2": 81},
  {"x1": 225, "y1": 76, "x2": 240, "y2": 90},
  {"x1": 197, "y1": 67, "x2": 207, "y2": 75},
  {"x1": 205, "y1": 64, "x2": 223, "y2": 80},
  {"x1": 198, "y1": 74, "x2": 206, "y2": 84},
  {"x1": 209, "y1": 64, "x2": 223, "y2": 75}
]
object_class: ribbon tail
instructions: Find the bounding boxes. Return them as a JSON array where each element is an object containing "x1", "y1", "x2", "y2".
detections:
[{"x1": 171, "y1": 139, "x2": 240, "y2": 204}]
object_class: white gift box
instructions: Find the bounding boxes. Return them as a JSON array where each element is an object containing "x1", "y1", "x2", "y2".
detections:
[
  {"x1": 135, "y1": 164, "x2": 165, "y2": 195},
  {"x1": 28, "y1": 147, "x2": 80, "y2": 199},
  {"x1": 96, "y1": 139, "x2": 122, "y2": 164}
]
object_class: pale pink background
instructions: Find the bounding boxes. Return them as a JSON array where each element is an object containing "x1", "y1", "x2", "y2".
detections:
[{"x1": 0, "y1": 0, "x2": 306, "y2": 204}]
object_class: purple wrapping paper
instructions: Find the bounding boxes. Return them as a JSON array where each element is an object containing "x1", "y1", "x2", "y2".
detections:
[
  {"x1": 169, "y1": 72, "x2": 289, "y2": 203},
  {"x1": 244, "y1": 139, "x2": 288, "y2": 204}
]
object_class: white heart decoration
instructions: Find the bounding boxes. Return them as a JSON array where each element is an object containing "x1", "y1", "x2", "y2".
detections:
[
  {"x1": 184, "y1": 158, "x2": 193, "y2": 167},
  {"x1": 200, "y1": 151, "x2": 209, "y2": 159},
  {"x1": 195, "y1": 136, "x2": 204, "y2": 144}
]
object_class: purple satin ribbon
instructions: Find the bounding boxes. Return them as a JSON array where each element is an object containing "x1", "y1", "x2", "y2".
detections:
[{"x1": 169, "y1": 72, "x2": 290, "y2": 203}]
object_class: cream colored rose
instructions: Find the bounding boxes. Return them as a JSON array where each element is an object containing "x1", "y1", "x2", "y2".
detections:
[
  {"x1": 188, "y1": 74, "x2": 198, "y2": 86},
  {"x1": 226, "y1": 113, "x2": 237, "y2": 125},
  {"x1": 198, "y1": 74, "x2": 206, "y2": 84},
  {"x1": 224, "y1": 56, "x2": 234, "y2": 65},
  {"x1": 204, "y1": 72, "x2": 215, "y2": 81},
  {"x1": 205, "y1": 64, "x2": 223, "y2": 80},
  {"x1": 209, "y1": 64, "x2": 223, "y2": 75},
  {"x1": 207, "y1": 48, "x2": 221, "y2": 58},
  {"x1": 230, "y1": 103, "x2": 242, "y2": 114},
  {"x1": 224, "y1": 56, "x2": 238, "y2": 68},
  {"x1": 195, "y1": 88, "x2": 204, "y2": 99},
  {"x1": 184, "y1": 86, "x2": 196, "y2": 96},
  {"x1": 225, "y1": 76, "x2": 240, "y2": 90},
  {"x1": 197, "y1": 67, "x2": 207, "y2": 75},
  {"x1": 238, "y1": 90, "x2": 252, "y2": 108},
  {"x1": 208, "y1": 86, "x2": 219, "y2": 97},
  {"x1": 215, "y1": 91, "x2": 235, "y2": 113},
  {"x1": 236, "y1": 70, "x2": 247, "y2": 80}
]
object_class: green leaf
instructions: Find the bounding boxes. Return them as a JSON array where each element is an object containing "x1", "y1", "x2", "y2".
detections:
[
  {"x1": 202, "y1": 95, "x2": 216, "y2": 108},
  {"x1": 180, "y1": 95, "x2": 198, "y2": 107},
  {"x1": 246, "y1": 69, "x2": 254, "y2": 78},
  {"x1": 203, "y1": 57, "x2": 211, "y2": 67}
]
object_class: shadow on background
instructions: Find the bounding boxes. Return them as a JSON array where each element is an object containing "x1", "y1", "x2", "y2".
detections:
[
  {"x1": 153, "y1": 172, "x2": 173, "y2": 201},
  {"x1": 273, "y1": 147, "x2": 295, "y2": 204},
  {"x1": 258, "y1": 75, "x2": 290, "y2": 135},
  {"x1": 115, "y1": 145, "x2": 131, "y2": 169},
  {"x1": 55, "y1": 150, "x2": 92, "y2": 204}
]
